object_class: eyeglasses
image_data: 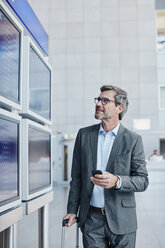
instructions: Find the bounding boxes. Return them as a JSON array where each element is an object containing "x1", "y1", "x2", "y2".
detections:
[{"x1": 94, "y1": 97, "x2": 116, "y2": 105}]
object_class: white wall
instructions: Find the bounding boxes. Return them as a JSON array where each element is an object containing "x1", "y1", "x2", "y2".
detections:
[{"x1": 28, "y1": 0, "x2": 160, "y2": 180}]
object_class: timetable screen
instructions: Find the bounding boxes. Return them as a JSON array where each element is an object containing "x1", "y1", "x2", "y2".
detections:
[
  {"x1": 29, "y1": 46, "x2": 51, "y2": 120},
  {"x1": 29, "y1": 126, "x2": 51, "y2": 194},
  {"x1": 0, "y1": 10, "x2": 20, "y2": 102},
  {"x1": 0, "y1": 118, "x2": 19, "y2": 205}
]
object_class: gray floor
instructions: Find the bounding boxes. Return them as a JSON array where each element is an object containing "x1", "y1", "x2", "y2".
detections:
[{"x1": 18, "y1": 161, "x2": 165, "y2": 248}]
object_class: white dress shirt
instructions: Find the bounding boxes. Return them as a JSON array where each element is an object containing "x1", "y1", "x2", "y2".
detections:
[{"x1": 90, "y1": 123, "x2": 121, "y2": 208}]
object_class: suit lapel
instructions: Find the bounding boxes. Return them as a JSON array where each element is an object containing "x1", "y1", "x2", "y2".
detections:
[
  {"x1": 90, "y1": 124, "x2": 100, "y2": 171},
  {"x1": 106, "y1": 124, "x2": 125, "y2": 171}
]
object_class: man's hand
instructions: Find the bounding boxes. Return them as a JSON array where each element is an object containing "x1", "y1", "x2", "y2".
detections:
[
  {"x1": 63, "y1": 213, "x2": 77, "y2": 227},
  {"x1": 91, "y1": 171, "x2": 118, "y2": 189}
]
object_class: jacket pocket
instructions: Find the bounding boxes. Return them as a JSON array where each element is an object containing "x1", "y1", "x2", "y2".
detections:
[{"x1": 121, "y1": 199, "x2": 136, "y2": 208}]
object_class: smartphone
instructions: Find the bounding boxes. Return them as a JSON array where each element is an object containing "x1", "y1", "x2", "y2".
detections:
[{"x1": 92, "y1": 170, "x2": 102, "y2": 177}]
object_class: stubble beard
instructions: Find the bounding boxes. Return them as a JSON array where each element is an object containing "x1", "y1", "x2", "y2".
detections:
[{"x1": 95, "y1": 111, "x2": 111, "y2": 120}]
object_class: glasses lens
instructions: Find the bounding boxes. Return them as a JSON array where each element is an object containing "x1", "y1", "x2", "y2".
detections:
[
  {"x1": 94, "y1": 98, "x2": 98, "y2": 104},
  {"x1": 94, "y1": 97, "x2": 108, "y2": 105},
  {"x1": 102, "y1": 99, "x2": 108, "y2": 105}
]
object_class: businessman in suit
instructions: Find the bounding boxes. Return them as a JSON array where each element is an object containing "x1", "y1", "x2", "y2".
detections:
[{"x1": 64, "y1": 85, "x2": 149, "y2": 248}]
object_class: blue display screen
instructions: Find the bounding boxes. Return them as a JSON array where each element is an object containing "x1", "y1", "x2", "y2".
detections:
[
  {"x1": 29, "y1": 47, "x2": 51, "y2": 120},
  {"x1": 29, "y1": 126, "x2": 51, "y2": 194},
  {"x1": 0, "y1": 118, "x2": 19, "y2": 205},
  {"x1": 0, "y1": 10, "x2": 20, "y2": 103}
]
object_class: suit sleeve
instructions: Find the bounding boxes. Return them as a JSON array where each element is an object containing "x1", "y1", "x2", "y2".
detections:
[
  {"x1": 67, "y1": 130, "x2": 82, "y2": 214},
  {"x1": 119, "y1": 135, "x2": 149, "y2": 192}
]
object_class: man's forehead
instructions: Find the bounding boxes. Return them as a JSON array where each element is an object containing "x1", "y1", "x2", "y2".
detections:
[{"x1": 100, "y1": 90, "x2": 116, "y2": 98}]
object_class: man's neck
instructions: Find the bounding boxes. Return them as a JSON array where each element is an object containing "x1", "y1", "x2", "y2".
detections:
[{"x1": 101, "y1": 119, "x2": 119, "y2": 133}]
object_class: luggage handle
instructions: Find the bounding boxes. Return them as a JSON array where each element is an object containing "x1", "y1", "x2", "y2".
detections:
[
  {"x1": 62, "y1": 217, "x2": 79, "y2": 226},
  {"x1": 61, "y1": 217, "x2": 79, "y2": 248}
]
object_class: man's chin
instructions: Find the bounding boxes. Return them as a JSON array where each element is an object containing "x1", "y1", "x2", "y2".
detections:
[
  {"x1": 95, "y1": 114, "x2": 111, "y2": 120},
  {"x1": 95, "y1": 114, "x2": 103, "y2": 120}
]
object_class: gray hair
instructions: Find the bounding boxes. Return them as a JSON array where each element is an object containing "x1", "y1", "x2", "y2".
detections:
[{"x1": 100, "y1": 85, "x2": 129, "y2": 120}]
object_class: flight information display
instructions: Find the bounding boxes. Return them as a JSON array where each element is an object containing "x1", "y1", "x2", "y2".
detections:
[
  {"x1": 0, "y1": 118, "x2": 19, "y2": 205},
  {"x1": 0, "y1": 10, "x2": 20, "y2": 103},
  {"x1": 28, "y1": 126, "x2": 51, "y2": 194},
  {"x1": 29, "y1": 46, "x2": 51, "y2": 120}
]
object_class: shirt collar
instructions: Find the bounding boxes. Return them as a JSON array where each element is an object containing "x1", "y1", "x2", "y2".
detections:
[{"x1": 99, "y1": 122, "x2": 120, "y2": 136}]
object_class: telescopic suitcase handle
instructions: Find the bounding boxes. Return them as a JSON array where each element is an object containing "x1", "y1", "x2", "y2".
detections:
[
  {"x1": 61, "y1": 217, "x2": 79, "y2": 248},
  {"x1": 62, "y1": 217, "x2": 79, "y2": 226}
]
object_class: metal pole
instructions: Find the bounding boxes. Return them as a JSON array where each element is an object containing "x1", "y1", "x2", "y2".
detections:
[
  {"x1": 38, "y1": 204, "x2": 49, "y2": 248},
  {"x1": 76, "y1": 222, "x2": 79, "y2": 248},
  {"x1": 13, "y1": 224, "x2": 17, "y2": 248}
]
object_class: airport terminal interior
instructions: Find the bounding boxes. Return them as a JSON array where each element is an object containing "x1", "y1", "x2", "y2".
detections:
[
  {"x1": 17, "y1": 161, "x2": 165, "y2": 248},
  {"x1": 0, "y1": 0, "x2": 165, "y2": 247}
]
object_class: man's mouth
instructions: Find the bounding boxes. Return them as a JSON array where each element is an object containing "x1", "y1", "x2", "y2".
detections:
[{"x1": 96, "y1": 108, "x2": 104, "y2": 113}]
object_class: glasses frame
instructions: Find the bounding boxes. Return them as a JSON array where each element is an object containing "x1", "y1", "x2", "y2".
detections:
[{"x1": 94, "y1": 97, "x2": 116, "y2": 105}]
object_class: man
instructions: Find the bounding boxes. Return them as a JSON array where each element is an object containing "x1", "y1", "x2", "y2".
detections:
[
  {"x1": 148, "y1": 149, "x2": 158, "y2": 161},
  {"x1": 64, "y1": 85, "x2": 148, "y2": 248}
]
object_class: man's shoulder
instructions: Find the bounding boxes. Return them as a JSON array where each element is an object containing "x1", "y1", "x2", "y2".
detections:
[
  {"x1": 121, "y1": 124, "x2": 141, "y2": 139},
  {"x1": 79, "y1": 124, "x2": 100, "y2": 134}
]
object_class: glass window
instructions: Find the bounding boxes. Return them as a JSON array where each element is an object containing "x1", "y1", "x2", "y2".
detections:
[{"x1": 160, "y1": 86, "x2": 165, "y2": 108}]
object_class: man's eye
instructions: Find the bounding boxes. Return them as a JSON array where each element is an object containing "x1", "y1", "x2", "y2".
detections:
[{"x1": 103, "y1": 99, "x2": 107, "y2": 104}]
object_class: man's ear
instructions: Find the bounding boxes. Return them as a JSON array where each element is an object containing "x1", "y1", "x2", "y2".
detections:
[{"x1": 118, "y1": 104, "x2": 124, "y2": 113}]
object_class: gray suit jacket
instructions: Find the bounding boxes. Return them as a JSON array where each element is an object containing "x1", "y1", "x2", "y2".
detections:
[{"x1": 67, "y1": 123, "x2": 149, "y2": 235}]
